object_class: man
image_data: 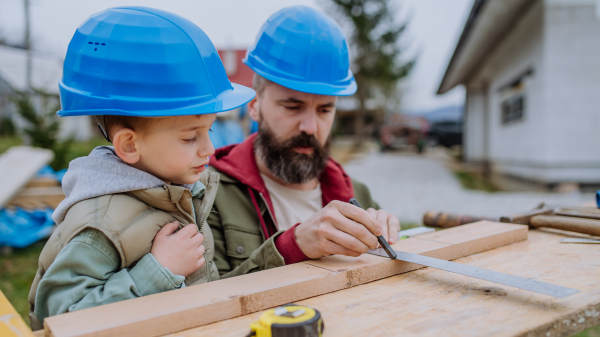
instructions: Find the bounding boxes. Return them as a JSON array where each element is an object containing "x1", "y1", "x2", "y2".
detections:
[{"x1": 207, "y1": 6, "x2": 400, "y2": 278}]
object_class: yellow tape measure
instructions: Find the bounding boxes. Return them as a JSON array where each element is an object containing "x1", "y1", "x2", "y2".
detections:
[{"x1": 248, "y1": 305, "x2": 324, "y2": 337}]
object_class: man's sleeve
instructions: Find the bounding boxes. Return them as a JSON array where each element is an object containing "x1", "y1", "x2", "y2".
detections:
[
  {"x1": 351, "y1": 178, "x2": 381, "y2": 210},
  {"x1": 34, "y1": 228, "x2": 185, "y2": 324},
  {"x1": 208, "y1": 206, "x2": 292, "y2": 279}
]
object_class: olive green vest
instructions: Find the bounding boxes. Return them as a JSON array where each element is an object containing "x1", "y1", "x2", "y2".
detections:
[{"x1": 28, "y1": 170, "x2": 220, "y2": 330}]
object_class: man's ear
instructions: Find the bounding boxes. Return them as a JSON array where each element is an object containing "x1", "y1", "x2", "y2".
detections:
[
  {"x1": 247, "y1": 96, "x2": 260, "y2": 122},
  {"x1": 112, "y1": 128, "x2": 141, "y2": 164}
]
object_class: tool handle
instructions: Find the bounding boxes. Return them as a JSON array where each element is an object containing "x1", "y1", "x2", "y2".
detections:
[
  {"x1": 422, "y1": 211, "x2": 494, "y2": 228},
  {"x1": 349, "y1": 198, "x2": 397, "y2": 259},
  {"x1": 530, "y1": 215, "x2": 600, "y2": 236}
]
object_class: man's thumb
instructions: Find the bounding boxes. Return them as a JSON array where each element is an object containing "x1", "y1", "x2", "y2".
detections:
[{"x1": 157, "y1": 221, "x2": 180, "y2": 238}]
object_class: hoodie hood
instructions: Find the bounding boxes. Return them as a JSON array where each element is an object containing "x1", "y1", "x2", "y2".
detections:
[{"x1": 53, "y1": 146, "x2": 193, "y2": 224}]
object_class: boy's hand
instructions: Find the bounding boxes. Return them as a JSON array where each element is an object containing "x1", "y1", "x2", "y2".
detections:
[{"x1": 151, "y1": 221, "x2": 205, "y2": 277}]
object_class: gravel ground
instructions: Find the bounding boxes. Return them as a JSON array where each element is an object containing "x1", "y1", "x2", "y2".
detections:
[{"x1": 342, "y1": 151, "x2": 594, "y2": 224}]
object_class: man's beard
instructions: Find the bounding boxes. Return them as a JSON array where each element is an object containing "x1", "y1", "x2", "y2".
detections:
[{"x1": 255, "y1": 118, "x2": 330, "y2": 185}]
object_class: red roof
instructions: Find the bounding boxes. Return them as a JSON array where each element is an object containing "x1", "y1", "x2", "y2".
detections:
[{"x1": 217, "y1": 49, "x2": 254, "y2": 88}]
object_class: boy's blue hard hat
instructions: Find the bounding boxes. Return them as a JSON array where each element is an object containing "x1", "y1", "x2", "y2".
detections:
[
  {"x1": 58, "y1": 7, "x2": 255, "y2": 117},
  {"x1": 244, "y1": 6, "x2": 357, "y2": 96}
]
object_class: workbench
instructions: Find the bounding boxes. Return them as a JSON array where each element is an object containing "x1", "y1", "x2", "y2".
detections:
[{"x1": 166, "y1": 228, "x2": 600, "y2": 337}]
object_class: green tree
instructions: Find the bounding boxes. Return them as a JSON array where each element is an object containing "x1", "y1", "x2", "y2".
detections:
[
  {"x1": 13, "y1": 92, "x2": 74, "y2": 170},
  {"x1": 326, "y1": 0, "x2": 414, "y2": 144}
]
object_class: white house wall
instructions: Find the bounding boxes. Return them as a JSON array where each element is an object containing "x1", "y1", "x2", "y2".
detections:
[
  {"x1": 541, "y1": 1, "x2": 600, "y2": 182},
  {"x1": 464, "y1": 86, "x2": 487, "y2": 161},
  {"x1": 468, "y1": 0, "x2": 548, "y2": 181}
]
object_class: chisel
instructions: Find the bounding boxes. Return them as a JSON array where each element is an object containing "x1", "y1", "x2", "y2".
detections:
[{"x1": 350, "y1": 199, "x2": 579, "y2": 298}]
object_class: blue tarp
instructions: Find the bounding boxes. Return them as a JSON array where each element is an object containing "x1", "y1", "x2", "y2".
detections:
[{"x1": 0, "y1": 165, "x2": 65, "y2": 248}]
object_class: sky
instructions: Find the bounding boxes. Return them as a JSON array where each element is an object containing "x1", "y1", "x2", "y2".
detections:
[{"x1": 0, "y1": 0, "x2": 473, "y2": 112}]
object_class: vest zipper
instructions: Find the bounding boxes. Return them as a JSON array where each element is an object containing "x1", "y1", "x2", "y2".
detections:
[{"x1": 199, "y1": 174, "x2": 219, "y2": 231}]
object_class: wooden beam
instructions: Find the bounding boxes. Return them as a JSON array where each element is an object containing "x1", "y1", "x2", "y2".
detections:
[
  {"x1": 8, "y1": 186, "x2": 65, "y2": 209},
  {"x1": 0, "y1": 146, "x2": 53, "y2": 208},
  {"x1": 0, "y1": 290, "x2": 35, "y2": 337},
  {"x1": 43, "y1": 221, "x2": 527, "y2": 337}
]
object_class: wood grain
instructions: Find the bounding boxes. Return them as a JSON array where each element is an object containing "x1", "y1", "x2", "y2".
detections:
[
  {"x1": 0, "y1": 146, "x2": 53, "y2": 208},
  {"x1": 43, "y1": 221, "x2": 527, "y2": 337},
  {"x1": 176, "y1": 228, "x2": 600, "y2": 337},
  {"x1": 8, "y1": 186, "x2": 65, "y2": 209}
]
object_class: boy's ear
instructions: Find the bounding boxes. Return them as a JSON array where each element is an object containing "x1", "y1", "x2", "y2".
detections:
[
  {"x1": 112, "y1": 128, "x2": 141, "y2": 164},
  {"x1": 247, "y1": 96, "x2": 260, "y2": 122}
]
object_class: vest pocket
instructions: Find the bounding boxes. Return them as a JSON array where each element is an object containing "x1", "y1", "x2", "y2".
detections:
[{"x1": 224, "y1": 228, "x2": 262, "y2": 259}]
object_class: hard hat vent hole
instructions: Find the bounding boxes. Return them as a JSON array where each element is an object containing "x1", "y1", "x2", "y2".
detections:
[
  {"x1": 101, "y1": 43, "x2": 106, "y2": 46},
  {"x1": 88, "y1": 42, "x2": 92, "y2": 44},
  {"x1": 95, "y1": 42, "x2": 99, "y2": 45},
  {"x1": 94, "y1": 48, "x2": 97, "y2": 51}
]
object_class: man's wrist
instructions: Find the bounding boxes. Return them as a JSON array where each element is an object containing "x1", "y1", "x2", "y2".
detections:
[{"x1": 274, "y1": 223, "x2": 309, "y2": 264}]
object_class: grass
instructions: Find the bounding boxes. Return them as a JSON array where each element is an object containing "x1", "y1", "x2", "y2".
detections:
[
  {"x1": 453, "y1": 169, "x2": 499, "y2": 192},
  {"x1": 0, "y1": 240, "x2": 46, "y2": 325}
]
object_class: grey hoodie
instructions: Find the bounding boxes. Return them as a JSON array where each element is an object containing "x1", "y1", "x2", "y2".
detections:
[{"x1": 53, "y1": 146, "x2": 193, "y2": 224}]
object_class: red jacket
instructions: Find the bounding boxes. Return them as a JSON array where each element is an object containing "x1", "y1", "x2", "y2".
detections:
[{"x1": 209, "y1": 133, "x2": 355, "y2": 264}]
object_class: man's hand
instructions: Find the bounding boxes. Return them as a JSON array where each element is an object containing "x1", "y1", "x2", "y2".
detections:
[
  {"x1": 366, "y1": 208, "x2": 401, "y2": 244},
  {"x1": 294, "y1": 200, "x2": 385, "y2": 259},
  {"x1": 151, "y1": 221, "x2": 205, "y2": 277}
]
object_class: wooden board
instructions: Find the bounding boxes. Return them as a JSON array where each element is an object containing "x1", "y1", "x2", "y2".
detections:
[
  {"x1": 43, "y1": 221, "x2": 527, "y2": 337},
  {"x1": 25, "y1": 177, "x2": 60, "y2": 188},
  {"x1": 0, "y1": 146, "x2": 53, "y2": 208},
  {"x1": 174, "y1": 228, "x2": 600, "y2": 337},
  {"x1": 7, "y1": 186, "x2": 65, "y2": 209},
  {"x1": 0, "y1": 290, "x2": 35, "y2": 337}
]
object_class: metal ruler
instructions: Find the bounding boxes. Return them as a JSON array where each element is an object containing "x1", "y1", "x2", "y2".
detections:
[
  {"x1": 560, "y1": 238, "x2": 600, "y2": 244},
  {"x1": 368, "y1": 248, "x2": 579, "y2": 298}
]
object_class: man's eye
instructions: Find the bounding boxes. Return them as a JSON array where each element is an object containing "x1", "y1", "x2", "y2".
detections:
[{"x1": 284, "y1": 106, "x2": 301, "y2": 110}]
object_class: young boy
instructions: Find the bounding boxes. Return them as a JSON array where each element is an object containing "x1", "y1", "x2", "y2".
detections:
[{"x1": 27, "y1": 7, "x2": 255, "y2": 330}]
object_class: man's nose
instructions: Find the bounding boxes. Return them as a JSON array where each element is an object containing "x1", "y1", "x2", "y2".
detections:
[{"x1": 298, "y1": 111, "x2": 318, "y2": 135}]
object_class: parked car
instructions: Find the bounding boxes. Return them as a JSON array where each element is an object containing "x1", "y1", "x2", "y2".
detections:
[{"x1": 427, "y1": 119, "x2": 462, "y2": 148}]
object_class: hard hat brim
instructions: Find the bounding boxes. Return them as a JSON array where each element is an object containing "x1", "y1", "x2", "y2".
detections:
[
  {"x1": 57, "y1": 83, "x2": 256, "y2": 117},
  {"x1": 249, "y1": 63, "x2": 357, "y2": 97}
]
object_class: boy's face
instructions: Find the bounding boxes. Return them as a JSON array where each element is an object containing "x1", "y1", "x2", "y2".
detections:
[{"x1": 115, "y1": 114, "x2": 217, "y2": 185}]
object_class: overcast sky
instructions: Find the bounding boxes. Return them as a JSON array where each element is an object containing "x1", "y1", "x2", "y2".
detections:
[{"x1": 0, "y1": 0, "x2": 472, "y2": 112}]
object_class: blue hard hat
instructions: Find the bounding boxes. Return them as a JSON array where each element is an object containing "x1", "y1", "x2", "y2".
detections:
[
  {"x1": 244, "y1": 6, "x2": 357, "y2": 96},
  {"x1": 58, "y1": 7, "x2": 255, "y2": 117}
]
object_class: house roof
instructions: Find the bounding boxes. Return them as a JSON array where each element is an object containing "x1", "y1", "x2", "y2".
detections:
[
  {"x1": 0, "y1": 45, "x2": 63, "y2": 94},
  {"x1": 437, "y1": 0, "x2": 534, "y2": 94},
  {"x1": 217, "y1": 49, "x2": 254, "y2": 89}
]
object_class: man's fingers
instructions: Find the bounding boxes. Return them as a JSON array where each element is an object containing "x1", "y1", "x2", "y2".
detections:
[
  {"x1": 388, "y1": 214, "x2": 401, "y2": 244},
  {"x1": 156, "y1": 221, "x2": 179, "y2": 238},
  {"x1": 324, "y1": 225, "x2": 371, "y2": 254},
  {"x1": 329, "y1": 213, "x2": 378, "y2": 250},
  {"x1": 375, "y1": 210, "x2": 389, "y2": 242},
  {"x1": 323, "y1": 241, "x2": 361, "y2": 257},
  {"x1": 336, "y1": 201, "x2": 383, "y2": 236}
]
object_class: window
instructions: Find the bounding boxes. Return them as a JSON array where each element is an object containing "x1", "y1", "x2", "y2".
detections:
[{"x1": 501, "y1": 94, "x2": 525, "y2": 125}]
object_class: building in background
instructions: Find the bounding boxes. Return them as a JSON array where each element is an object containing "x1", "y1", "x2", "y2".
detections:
[
  {"x1": 213, "y1": 48, "x2": 256, "y2": 149},
  {"x1": 438, "y1": 0, "x2": 600, "y2": 186}
]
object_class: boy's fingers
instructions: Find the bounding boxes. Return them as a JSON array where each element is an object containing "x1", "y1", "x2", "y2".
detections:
[
  {"x1": 156, "y1": 221, "x2": 179, "y2": 238},
  {"x1": 196, "y1": 256, "x2": 206, "y2": 269},
  {"x1": 197, "y1": 244, "x2": 206, "y2": 257},
  {"x1": 193, "y1": 233, "x2": 205, "y2": 246},
  {"x1": 177, "y1": 224, "x2": 198, "y2": 238}
]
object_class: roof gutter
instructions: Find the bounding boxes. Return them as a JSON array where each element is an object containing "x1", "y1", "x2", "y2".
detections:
[{"x1": 436, "y1": 0, "x2": 487, "y2": 95}]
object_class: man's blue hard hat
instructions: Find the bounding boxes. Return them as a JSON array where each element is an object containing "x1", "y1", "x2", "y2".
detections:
[
  {"x1": 244, "y1": 6, "x2": 357, "y2": 96},
  {"x1": 58, "y1": 7, "x2": 255, "y2": 117}
]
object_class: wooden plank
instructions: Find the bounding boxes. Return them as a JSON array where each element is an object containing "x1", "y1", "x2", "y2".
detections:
[
  {"x1": 25, "y1": 177, "x2": 60, "y2": 188},
  {"x1": 0, "y1": 146, "x2": 53, "y2": 208},
  {"x1": 0, "y1": 290, "x2": 35, "y2": 337},
  {"x1": 44, "y1": 221, "x2": 527, "y2": 337},
  {"x1": 8, "y1": 186, "x2": 65, "y2": 209},
  {"x1": 177, "y1": 228, "x2": 599, "y2": 337}
]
